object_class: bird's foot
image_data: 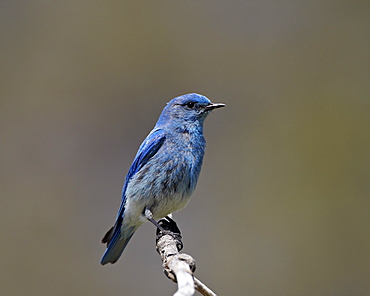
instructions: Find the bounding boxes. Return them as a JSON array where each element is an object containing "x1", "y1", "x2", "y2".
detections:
[
  {"x1": 156, "y1": 215, "x2": 183, "y2": 251},
  {"x1": 143, "y1": 208, "x2": 183, "y2": 251}
]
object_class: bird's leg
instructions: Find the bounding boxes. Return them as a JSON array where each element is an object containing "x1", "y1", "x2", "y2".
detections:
[
  {"x1": 144, "y1": 208, "x2": 166, "y2": 232},
  {"x1": 144, "y1": 209, "x2": 183, "y2": 250}
]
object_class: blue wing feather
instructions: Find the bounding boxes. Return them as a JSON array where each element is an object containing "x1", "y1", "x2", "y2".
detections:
[
  {"x1": 101, "y1": 129, "x2": 166, "y2": 264},
  {"x1": 116, "y1": 128, "x2": 166, "y2": 219}
]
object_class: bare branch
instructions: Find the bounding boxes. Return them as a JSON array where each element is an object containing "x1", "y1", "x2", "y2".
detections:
[
  {"x1": 194, "y1": 278, "x2": 217, "y2": 296},
  {"x1": 155, "y1": 217, "x2": 217, "y2": 296}
]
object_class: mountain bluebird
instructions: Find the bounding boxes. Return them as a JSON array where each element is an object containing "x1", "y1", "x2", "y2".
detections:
[{"x1": 100, "y1": 93, "x2": 225, "y2": 265}]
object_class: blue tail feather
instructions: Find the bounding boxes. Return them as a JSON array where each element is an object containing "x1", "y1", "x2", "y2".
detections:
[{"x1": 100, "y1": 227, "x2": 136, "y2": 265}]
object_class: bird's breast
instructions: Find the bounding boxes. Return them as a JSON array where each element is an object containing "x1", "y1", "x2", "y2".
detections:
[{"x1": 125, "y1": 133, "x2": 205, "y2": 220}]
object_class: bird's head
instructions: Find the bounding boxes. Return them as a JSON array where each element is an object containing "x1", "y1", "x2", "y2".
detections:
[{"x1": 156, "y1": 93, "x2": 225, "y2": 128}]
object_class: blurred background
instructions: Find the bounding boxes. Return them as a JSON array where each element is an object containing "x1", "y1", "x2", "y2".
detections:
[{"x1": 1, "y1": 1, "x2": 369, "y2": 295}]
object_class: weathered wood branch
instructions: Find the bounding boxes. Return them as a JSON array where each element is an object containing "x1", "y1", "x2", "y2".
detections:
[{"x1": 155, "y1": 217, "x2": 217, "y2": 296}]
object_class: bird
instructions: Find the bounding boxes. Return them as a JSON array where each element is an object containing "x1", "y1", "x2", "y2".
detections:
[{"x1": 100, "y1": 93, "x2": 225, "y2": 265}]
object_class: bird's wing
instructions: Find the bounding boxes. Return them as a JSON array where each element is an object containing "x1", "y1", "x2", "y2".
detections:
[
  {"x1": 117, "y1": 128, "x2": 166, "y2": 219},
  {"x1": 102, "y1": 129, "x2": 166, "y2": 250}
]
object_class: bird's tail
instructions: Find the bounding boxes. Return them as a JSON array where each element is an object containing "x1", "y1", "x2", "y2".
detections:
[{"x1": 100, "y1": 224, "x2": 137, "y2": 265}]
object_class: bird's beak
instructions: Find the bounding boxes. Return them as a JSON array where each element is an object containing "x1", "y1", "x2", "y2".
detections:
[{"x1": 204, "y1": 103, "x2": 226, "y2": 111}]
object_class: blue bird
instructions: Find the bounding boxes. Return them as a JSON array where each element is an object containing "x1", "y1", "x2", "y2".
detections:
[{"x1": 100, "y1": 93, "x2": 225, "y2": 265}]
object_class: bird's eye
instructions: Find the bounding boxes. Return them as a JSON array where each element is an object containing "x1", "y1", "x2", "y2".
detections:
[{"x1": 185, "y1": 102, "x2": 196, "y2": 109}]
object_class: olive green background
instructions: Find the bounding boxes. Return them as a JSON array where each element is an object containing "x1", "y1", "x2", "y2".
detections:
[{"x1": 1, "y1": 1, "x2": 369, "y2": 295}]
